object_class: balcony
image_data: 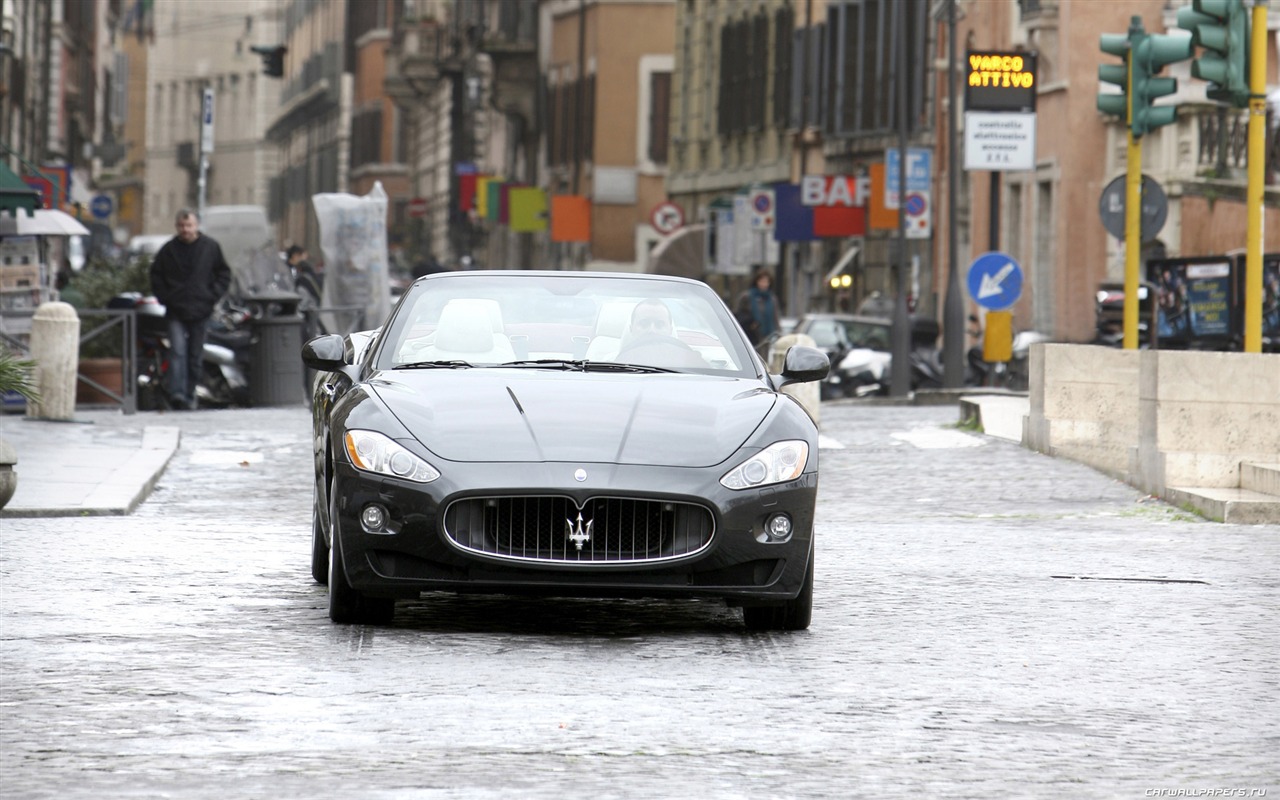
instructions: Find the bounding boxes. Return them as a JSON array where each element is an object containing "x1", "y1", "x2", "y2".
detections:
[{"x1": 478, "y1": 0, "x2": 537, "y2": 122}]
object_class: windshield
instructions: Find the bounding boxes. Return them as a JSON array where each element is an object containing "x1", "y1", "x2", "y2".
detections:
[{"x1": 373, "y1": 272, "x2": 757, "y2": 377}]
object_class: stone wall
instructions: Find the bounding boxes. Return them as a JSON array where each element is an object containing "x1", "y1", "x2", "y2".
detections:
[{"x1": 1027, "y1": 344, "x2": 1280, "y2": 494}]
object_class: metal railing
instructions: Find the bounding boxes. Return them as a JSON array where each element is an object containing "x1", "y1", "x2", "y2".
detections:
[{"x1": 0, "y1": 306, "x2": 137, "y2": 415}]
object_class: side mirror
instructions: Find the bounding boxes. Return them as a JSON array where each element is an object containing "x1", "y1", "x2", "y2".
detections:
[
  {"x1": 778, "y1": 345, "x2": 830, "y2": 387},
  {"x1": 301, "y1": 334, "x2": 348, "y2": 371}
]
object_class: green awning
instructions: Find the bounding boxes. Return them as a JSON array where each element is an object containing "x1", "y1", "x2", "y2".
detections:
[{"x1": 0, "y1": 160, "x2": 39, "y2": 217}]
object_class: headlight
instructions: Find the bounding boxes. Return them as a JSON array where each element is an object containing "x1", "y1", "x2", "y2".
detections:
[
  {"x1": 720, "y1": 440, "x2": 809, "y2": 490},
  {"x1": 344, "y1": 429, "x2": 441, "y2": 483}
]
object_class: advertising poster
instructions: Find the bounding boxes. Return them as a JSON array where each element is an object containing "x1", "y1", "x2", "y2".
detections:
[
  {"x1": 1148, "y1": 257, "x2": 1237, "y2": 345},
  {"x1": 1261, "y1": 255, "x2": 1280, "y2": 340}
]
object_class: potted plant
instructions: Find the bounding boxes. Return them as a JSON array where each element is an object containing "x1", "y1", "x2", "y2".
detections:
[
  {"x1": 65, "y1": 255, "x2": 152, "y2": 404},
  {"x1": 0, "y1": 348, "x2": 40, "y2": 509}
]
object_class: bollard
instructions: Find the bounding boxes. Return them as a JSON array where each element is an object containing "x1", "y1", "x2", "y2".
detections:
[
  {"x1": 767, "y1": 332, "x2": 822, "y2": 426},
  {"x1": 27, "y1": 302, "x2": 80, "y2": 421}
]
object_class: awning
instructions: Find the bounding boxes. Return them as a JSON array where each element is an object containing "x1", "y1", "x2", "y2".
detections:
[
  {"x1": 0, "y1": 161, "x2": 40, "y2": 217},
  {"x1": 824, "y1": 244, "x2": 861, "y2": 283},
  {"x1": 0, "y1": 208, "x2": 91, "y2": 237}
]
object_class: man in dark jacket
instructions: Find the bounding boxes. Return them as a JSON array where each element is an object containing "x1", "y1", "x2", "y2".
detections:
[{"x1": 150, "y1": 209, "x2": 232, "y2": 409}]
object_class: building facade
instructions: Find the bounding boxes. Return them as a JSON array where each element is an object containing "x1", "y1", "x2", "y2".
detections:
[{"x1": 143, "y1": 0, "x2": 282, "y2": 234}]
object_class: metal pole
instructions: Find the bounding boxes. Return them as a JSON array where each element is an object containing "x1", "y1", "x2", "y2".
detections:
[
  {"x1": 942, "y1": 0, "x2": 964, "y2": 388},
  {"x1": 1243, "y1": 0, "x2": 1268, "y2": 353},
  {"x1": 1123, "y1": 18, "x2": 1142, "y2": 350},
  {"x1": 198, "y1": 153, "x2": 208, "y2": 218},
  {"x1": 889, "y1": 2, "x2": 912, "y2": 397}
]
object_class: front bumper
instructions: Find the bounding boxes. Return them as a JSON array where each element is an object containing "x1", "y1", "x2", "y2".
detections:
[{"x1": 330, "y1": 459, "x2": 817, "y2": 605}]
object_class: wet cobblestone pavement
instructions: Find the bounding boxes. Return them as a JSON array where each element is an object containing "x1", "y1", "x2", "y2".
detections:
[{"x1": 2, "y1": 403, "x2": 1277, "y2": 798}]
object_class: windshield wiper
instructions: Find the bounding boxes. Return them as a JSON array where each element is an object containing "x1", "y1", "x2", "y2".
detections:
[
  {"x1": 392, "y1": 360, "x2": 474, "y2": 370},
  {"x1": 499, "y1": 359, "x2": 676, "y2": 374}
]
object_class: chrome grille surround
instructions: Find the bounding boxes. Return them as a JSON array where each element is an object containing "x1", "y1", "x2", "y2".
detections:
[{"x1": 443, "y1": 495, "x2": 716, "y2": 565}]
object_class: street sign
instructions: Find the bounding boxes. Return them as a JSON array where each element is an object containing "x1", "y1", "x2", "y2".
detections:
[
  {"x1": 748, "y1": 188, "x2": 775, "y2": 230},
  {"x1": 885, "y1": 148, "x2": 931, "y2": 209},
  {"x1": 650, "y1": 201, "x2": 684, "y2": 235},
  {"x1": 406, "y1": 197, "x2": 428, "y2": 218},
  {"x1": 965, "y1": 51, "x2": 1038, "y2": 113},
  {"x1": 967, "y1": 251, "x2": 1024, "y2": 310},
  {"x1": 89, "y1": 194, "x2": 114, "y2": 220},
  {"x1": 964, "y1": 111, "x2": 1036, "y2": 171},
  {"x1": 1098, "y1": 174, "x2": 1168, "y2": 241},
  {"x1": 200, "y1": 88, "x2": 214, "y2": 154},
  {"x1": 904, "y1": 190, "x2": 931, "y2": 239}
]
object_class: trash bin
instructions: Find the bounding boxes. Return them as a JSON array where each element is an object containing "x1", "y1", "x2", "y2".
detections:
[{"x1": 246, "y1": 290, "x2": 305, "y2": 407}]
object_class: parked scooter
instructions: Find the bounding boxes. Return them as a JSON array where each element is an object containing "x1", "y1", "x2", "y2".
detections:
[
  {"x1": 109, "y1": 292, "x2": 252, "y2": 409},
  {"x1": 967, "y1": 328, "x2": 1051, "y2": 390}
]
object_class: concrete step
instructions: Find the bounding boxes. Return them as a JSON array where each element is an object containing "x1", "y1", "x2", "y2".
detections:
[
  {"x1": 1241, "y1": 462, "x2": 1280, "y2": 496},
  {"x1": 1164, "y1": 486, "x2": 1280, "y2": 525}
]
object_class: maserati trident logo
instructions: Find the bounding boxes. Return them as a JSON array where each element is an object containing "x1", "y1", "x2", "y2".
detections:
[{"x1": 566, "y1": 512, "x2": 594, "y2": 551}]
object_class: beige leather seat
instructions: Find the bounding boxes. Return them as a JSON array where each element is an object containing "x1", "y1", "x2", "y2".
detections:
[
  {"x1": 584, "y1": 301, "x2": 636, "y2": 361},
  {"x1": 421, "y1": 301, "x2": 515, "y2": 363}
]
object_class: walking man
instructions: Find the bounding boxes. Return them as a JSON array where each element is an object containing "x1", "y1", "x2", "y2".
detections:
[{"x1": 150, "y1": 209, "x2": 232, "y2": 410}]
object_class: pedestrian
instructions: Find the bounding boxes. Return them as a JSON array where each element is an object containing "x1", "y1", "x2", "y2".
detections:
[
  {"x1": 149, "y1": 209, "x2": 232, "y2": 410},
  {"x1": 735, "y1": 269, "x2": 780, "y2": 348},
  {"x1": 286, "y1": 244, "x2": 322, "y2": 304},
  {"x1": 54, "y1": 270, "x2": 86, "y2": 309}
]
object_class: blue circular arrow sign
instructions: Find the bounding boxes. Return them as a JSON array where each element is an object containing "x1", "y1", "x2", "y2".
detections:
[
  {"x1": 89, "y1": 194, "x2": 114, "y2": 220},
  {"x1": 966, "y1": 251, "x2": 1024, "y2": 311}
]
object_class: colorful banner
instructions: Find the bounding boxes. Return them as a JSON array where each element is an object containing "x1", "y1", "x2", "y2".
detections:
[
  {"x1": 551, "y1": 195, "x2": 591, "y2": 242},
  {"x1": 485, "y1": 181, "x2": 503, "y2": 221},
  {"x1": 869, "y1": 164, "x2": 899, "y2": 231},
  {"x1": 476, "y1": 176, "x2": 501, "y2": 217},
  {"x1": 509, "y1": 187, "x2": 548, "y2": 233}
]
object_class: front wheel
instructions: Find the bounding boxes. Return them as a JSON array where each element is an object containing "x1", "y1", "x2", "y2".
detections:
[
  {"x1": 743, "y1": 545, "x2": 814, "y2": 632},
  {"x1": 310, "y1": 484, "x2": 328, "y2": 585},
  {"x1": 328, "y1": 476, "x2": 395, "y2": 625}
]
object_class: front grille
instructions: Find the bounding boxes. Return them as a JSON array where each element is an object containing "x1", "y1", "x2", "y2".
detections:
[{"x1": 444, "y1": 496, "x2": 715, "y2": 564}]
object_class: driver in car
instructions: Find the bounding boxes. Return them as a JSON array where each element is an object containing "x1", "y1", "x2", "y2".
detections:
[{"x1": 616, "y1": 299, "x2": 709, "y2": 368}]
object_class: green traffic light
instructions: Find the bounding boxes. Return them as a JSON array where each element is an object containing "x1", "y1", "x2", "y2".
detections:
[
  {"x1": 1177, "y1": 0, "x2": 1249, "y2": 107},
  {"x1": 1098, "y1": 33, "x2": 1130, "y2": 122},
  {"x1": 1130, "y1": 31, "x2": 1192, "y2": 137}
]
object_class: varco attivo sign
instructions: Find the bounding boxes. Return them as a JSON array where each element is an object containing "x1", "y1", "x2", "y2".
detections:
[
  {"x1": 965, "y1": 50, "x2": 1037, "y2": 172},
  {"x1": 966, "y1": 51, "x2": 1037, "y2": 113}
]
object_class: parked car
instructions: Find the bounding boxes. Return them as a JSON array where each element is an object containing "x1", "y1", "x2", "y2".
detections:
[
  {"x1": 126, "y1": 234, "x2": 172, "y2": 257},
  {"x1": 794, "y1": 312, "x2": 943, "y2": 398},
  {"x1": 302, "y1": 271, "x2": 830, "y2": 629}
]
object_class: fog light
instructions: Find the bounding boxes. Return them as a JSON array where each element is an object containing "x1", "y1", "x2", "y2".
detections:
[
  {"x1": 361, "y1": 504, "x2": 388, "y2": 533},
  {"x1": 766, "y1": 513, "x2": 793, "y2": 540}
]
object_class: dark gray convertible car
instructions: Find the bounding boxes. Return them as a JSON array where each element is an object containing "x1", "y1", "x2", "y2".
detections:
[{"x1": 302, "y1": 271, "x2": 829, "y2": 629}]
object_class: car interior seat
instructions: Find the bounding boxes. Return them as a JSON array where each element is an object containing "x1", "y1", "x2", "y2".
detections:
[
  {"x1": 585, "y1": 301, "x2": 636, "y2": 361},
  {"x1": 422, "y1": 300, "x2": 516, "y2": 363}
]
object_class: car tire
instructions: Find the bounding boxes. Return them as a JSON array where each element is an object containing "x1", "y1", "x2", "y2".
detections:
[
  {"x1": 742, "y1": 545, "x2": 814, "y2": 632},
  {"x1": 310, "y1": 485, "x2": 329, "y2": 585},
  {"x1": 327, "y1": 476, "x2": 395, "y2": 625}
]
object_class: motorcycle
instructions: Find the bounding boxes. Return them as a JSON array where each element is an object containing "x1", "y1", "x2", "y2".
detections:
[{"x1": 109, "y1": 292, "x2": 252, "y2": 410}]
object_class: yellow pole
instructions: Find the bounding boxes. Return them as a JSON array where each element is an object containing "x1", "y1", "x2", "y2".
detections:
[
  {"x1": 1244, "y1": 1, "x2": 1268, "y2": 354},
  {"x1": 1124, "y1": 135, "x2": 1142, "y2": 349}
]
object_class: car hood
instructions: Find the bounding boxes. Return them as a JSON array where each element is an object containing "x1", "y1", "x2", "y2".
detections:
[{"x1": 369, "y1": 369, "x2": 776, "y2": 467}]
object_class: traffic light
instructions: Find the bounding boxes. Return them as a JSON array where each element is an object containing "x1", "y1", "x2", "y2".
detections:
[
  {"x1": 1177, "y1": 0, "x2": 1250, "y2": 107},
  {"x1": 250, "y1": 45, "x2": 287, "y2": 78},
  {"x1": 1131, "y1": 31, "x2": 1193, "y2": 136},
  {"x1": 1097, "y1": 31, "x2": 1131, "y2": 122},
  {"x1": 1098, "y1": 17, "x2": 1191, "y2": 139}
]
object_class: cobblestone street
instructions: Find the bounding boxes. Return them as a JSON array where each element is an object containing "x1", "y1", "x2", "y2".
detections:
[{"x1": 2, "y1": 403, "x2": 1276, "y2": 798}]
